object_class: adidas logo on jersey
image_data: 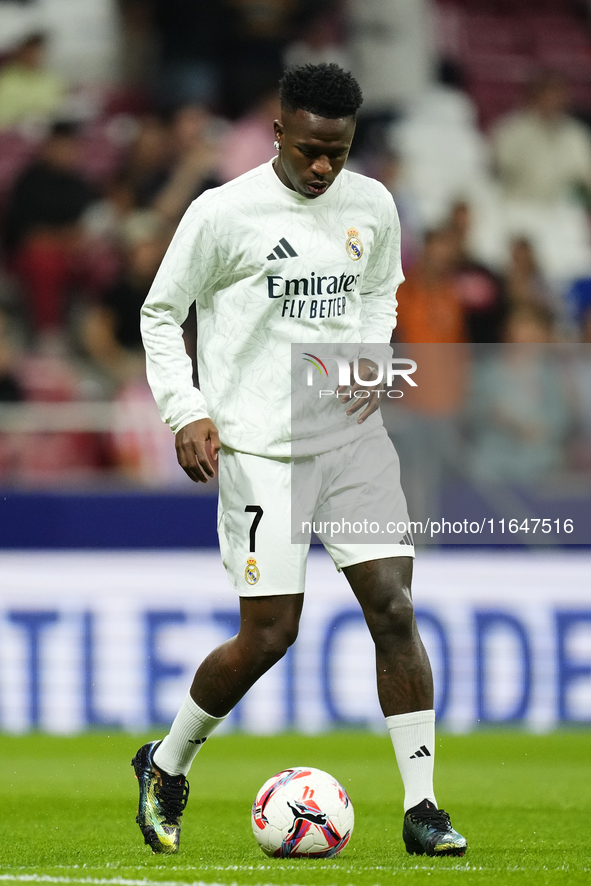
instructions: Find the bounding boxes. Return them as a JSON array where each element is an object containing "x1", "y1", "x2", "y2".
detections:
[{"x1": 267, "y1": 238, "x2": 298, "y2": 260}]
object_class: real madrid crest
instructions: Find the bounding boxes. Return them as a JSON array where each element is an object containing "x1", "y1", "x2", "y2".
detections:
[
  {"x1": 245, "y1": 557, "x2": 260, "y2": 585},
  {"x1": 346, "y1": 227, "x2": 363, "y2": 261}
]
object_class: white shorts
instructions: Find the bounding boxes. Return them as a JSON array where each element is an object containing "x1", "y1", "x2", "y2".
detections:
[{"x1": 217, "y1": 426, "x2": 415, "y2": 597}]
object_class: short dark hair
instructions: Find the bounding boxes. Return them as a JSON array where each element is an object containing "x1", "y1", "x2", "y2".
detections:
[{"x1": 279, "y1": 63, "x2": 363, "y2": 119}]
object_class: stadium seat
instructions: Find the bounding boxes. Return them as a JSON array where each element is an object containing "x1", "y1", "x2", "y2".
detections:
[{"x1": 434, "y1": 0, "x2": 591, "y2": 128}]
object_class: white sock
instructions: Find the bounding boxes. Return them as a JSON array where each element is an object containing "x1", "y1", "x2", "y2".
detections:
[
  {"x1": 385, "y1": 709, "x2": 437, "y2": 812},
  {"x1": 153, "y1": 693, "x2": 226, "y2": 776}
]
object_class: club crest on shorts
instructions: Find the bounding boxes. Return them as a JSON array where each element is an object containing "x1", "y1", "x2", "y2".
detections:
[
  {"x1": 245, "y1": 557, "x2": 260, "y2": 585},
  {"x1": 346, "y1": 227, "x2": 363, "y2": 261}
]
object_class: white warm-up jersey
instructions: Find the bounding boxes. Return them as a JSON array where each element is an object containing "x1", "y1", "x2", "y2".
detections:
[{"x1": 141, "y1": 158, "x2": 404, "y2": 457}]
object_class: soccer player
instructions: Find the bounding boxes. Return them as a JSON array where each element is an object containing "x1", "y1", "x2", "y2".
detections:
[{"x1": 136, "y1": 63, "x2": 467, "y2": 859}]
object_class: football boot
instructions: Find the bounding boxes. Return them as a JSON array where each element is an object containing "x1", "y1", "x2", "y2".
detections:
[
  {"x1": 131, "y1": 740, "x2": 189, "y2": 854},
  {"x1": 403, "y1": 799, "x2": 467, "y2": 857}
]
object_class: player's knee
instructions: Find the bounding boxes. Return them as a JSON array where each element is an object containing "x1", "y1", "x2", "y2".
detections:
[
  {"x1": 256, "y1": 621, "x2": 299, "y2": 664},
  {"x1": 367, "y1": 592, "x2": 415, "y2": 646}
]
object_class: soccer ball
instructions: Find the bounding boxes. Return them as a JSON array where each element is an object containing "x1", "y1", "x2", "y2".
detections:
[{"x1": 251, "y1": 767, "x2": 354, "y2": 858}]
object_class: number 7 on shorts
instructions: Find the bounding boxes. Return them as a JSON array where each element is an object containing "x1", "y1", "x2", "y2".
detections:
[{"x1": 244, "y1": 505, "x2": 263, "y2": 553}]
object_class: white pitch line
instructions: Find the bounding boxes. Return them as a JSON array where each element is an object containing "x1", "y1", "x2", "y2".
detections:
[
  {"x1": 0, "y1": 876, "x2": 316, "y2": 886},
  {"x1": 0, "y1": 877, "x2": 240, "y2": 886},
  {"x1": 1, "y1": 866, "x2": 586, "y2": 884}
]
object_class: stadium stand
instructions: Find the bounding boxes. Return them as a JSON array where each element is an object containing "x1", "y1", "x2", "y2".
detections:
[{"x1": 0, "y1": 0, "x2": 590, "y2": 495}]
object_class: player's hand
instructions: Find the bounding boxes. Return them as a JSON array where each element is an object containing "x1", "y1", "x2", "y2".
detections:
[
  {"x1": 337, "y1": 358, "x2": 383, "y2": 424},
  {"x1": 175, "y1": 418, "x2": 220, "y2": 483}
]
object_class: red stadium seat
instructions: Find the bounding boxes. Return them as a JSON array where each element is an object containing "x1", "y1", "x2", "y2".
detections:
[
  {"x1": 434, "y1": 0, "x2": 591, "y2": 127},
  {"x1": 469, "y1": 82, "x2": 525, "y2": 130}
]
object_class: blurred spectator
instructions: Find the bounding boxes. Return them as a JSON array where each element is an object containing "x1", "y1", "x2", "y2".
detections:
[
  {"x1": 3, "y1": 121, "x2": 98, "y2": 336},
  {"x1": 447, "y1": 200, "x2": 506, "y2": 343},
  {"x1": 223, "y1": 0, "x2": 312, "y2": 117},
  {"x1": 148, "y1": 0, "x2": 225, "y2": 109},
  {"x1": 284, "y1": 7, "x2": 349, "y2": 71},
  {"x1": 566, "y1": 274, "x2": 591, "y2": 333},
  {"x1": 467, "y1": 305, "x2": 570, "y2": 484},
  {"x1": 347, "y1": 0, "x2": 432, "y2": 113},
  {"x1": 366, "y1": 150, "x2": 422, "y2": 271},
  {"x1": 80, "y1": 210, "x2": 171, "y2": 386},
  {"x1": 384, "y1": 340, "x2": 467, "y2": 531},
  {"x1": 390, "y1": 228, "x2": 468, "y2": 524},
  {"x1": 568, "y1": 306, "x2": 591, "y2": 471},
  {"x1": 78, "y1": 201, "x2": 183, "y2": 485},
  {"x1": 389, "y1": 58, "x2": 489, "y2": 230},
  {"x1": 504, "y1": 237, "x2": 558, "y2": 322},
  {"x1": 83, "y1": 105, "x2": 221, "y2": 245},
  {"x1": 117, "y1": 0, "x2": 158, "y2": 89},
  {"x1": 0, "y1": 308, "x2": 24, "y2": 402},
  {"x1": 0, "y1": 31, "x2": 65, "y2": 128},
  {"x1": 413, "y1": 59, "x2": 478, "y2": 128},
  {"x1": 218, "y1": 88, "x2": 280, "y2": 183},
  {"x1": 82, "y1": 171, "x2": 137, "y2": 245},
  {"x1": 116, "y1": 114, "x2": 171, "y2": 209},
  {"x1": 110, "y1": 374, "x2": 187, "y2": 486},
  {"x1": 491, "y1": 71, "x2": 591, "y2": 206},
  {"x1": 1, "y1": 337, "x2": 107, "y2": 485},
  {"x1": 151, "y1": 103, "x2": 222, "y2": 223},
  {"x1": 3, "y1": 121, "x2": 94, "y2": 255},
  {"x1": 395, "y1": 228, "x2": 466, "y2": 344}
]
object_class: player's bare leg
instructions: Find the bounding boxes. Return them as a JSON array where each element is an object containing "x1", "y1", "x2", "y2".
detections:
[
  {"x1": 343, "y1": 557, "x2": 433, "y2": 715},
  {"x1": 344, "y1": 556, "x2": 467, "y2": 857},
  {"x1": 133, "y1": 594, "x2": 303, "y2": 854},
  {"x1": 189, "y1": 594, "x2": 304, "y2": 716}
]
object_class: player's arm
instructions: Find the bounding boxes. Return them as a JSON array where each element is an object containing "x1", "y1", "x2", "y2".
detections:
[
  {"x1": 141, "y1": 200, "x2": 221, "y2": 482},
  {"x1": 349, "y1": 193, "x2": 404, "y2": 423}
]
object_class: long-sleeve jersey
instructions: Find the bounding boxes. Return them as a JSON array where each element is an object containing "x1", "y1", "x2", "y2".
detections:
[{"x1": 141, "y1": 158, "x2": 404, "y2": 457}]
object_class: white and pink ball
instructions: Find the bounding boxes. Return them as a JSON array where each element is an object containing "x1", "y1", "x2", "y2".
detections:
[{"x1": 251, "y1": 767, "x2": 354, "y2": 858}]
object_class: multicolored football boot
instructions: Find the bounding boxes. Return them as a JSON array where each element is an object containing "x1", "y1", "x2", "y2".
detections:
[
  {"x1": 131, "y1": 740, "x2": 189, "y2": 854},
  {"x1": 403, "y1": 799, "x2": 467, "y2": 857}
]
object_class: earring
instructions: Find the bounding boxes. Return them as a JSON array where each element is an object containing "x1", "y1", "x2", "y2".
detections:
[{"x1": 274, "y1": 140, "x2": 280, "y2": 151}]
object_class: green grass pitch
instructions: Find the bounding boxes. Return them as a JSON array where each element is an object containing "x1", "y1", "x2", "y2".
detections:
[{"x1": 1, "y1": 731, "x2": 590, "y2": 886}]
